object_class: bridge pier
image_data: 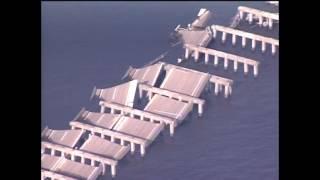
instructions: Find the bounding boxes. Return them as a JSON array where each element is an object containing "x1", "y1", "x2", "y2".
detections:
[
  {"x1": 214, "y1": 56, "x2": 218, "y2": 66},
  {"x1": 100, "y1": 106, "x2": 105, "y2": 113},
  {"x1": 254, "y1": 65, "x2": 258, "y2": 77},
  {"x1": 262, "y1": 41, "x2": 266, "y2": 53},
  {"x1": 234, "y1": 61, "x2": 238, "y2": 72},
  {"x1": 111, "y1": 165, "x2": 116, "y2": 178},
  {"x1": 232, "y1": 34, "x2": 236, "y2": 45},
  {"x1": 272, "y1": 44, "x2": 276, "y2": 55},
  {"x1": 268, "y1": 18, "x2": 273, "y2": 29},
  {"x1": 194, "y1": 50, "x2": 199, "y2": 62},
  {"x1": 239, "y1": 11, "x2": 244, "y2": 19},
  {"x1": 205, "y1": 53, "x2": 209, "y2": 64},
  {"x1": 130, "y1": 142, "x2": 135, "y2": 154},
  {"x1": 140, "y1": 144, "x2": 146, "y2": 157},
  {"x1": 222, "y1": 32, "x2": 227, "y2": 43},
  {"x1": 242, "y1": 37, "x2": 246, "y2": 47},
  {"x1": 214, "y1": 83, "x2": 219, "y2": 95},
  {"x1": 248, "y1": 13, "x2": 253, "y2": 24},
  {"x1": 185, "y1": 48, "x2": 189, "y2": 59},
  {"x1": 198, "y1": 103, "x2": 203, "y2": 117},
  {"x1": 252, "y1": 39, "x2": 256, "y2": 50},
  {"x1": 224, "y1": 56, "x2": 228, "y2": 69},
  {"x1": 244, "y1": 63, "x2": 248, "y2": 75},
  {"x1": 258, "y1": 16, "x2": 263, "y2": 26}
]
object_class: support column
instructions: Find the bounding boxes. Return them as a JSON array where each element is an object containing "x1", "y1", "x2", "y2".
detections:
[
  {"x1": 50, "y1": 149, "x2": 55, "y2": 156},
  {"x1": 214, "y1": 83, "x2": 219, "y2": 95},
  {"x1": 239, "y1": 11, "x2": 243, "y2": 19},
  {"x1": 268, "y1": 18, "x2": 273, "y2": 29},
  {"x1": 262, "y1": 41, "x2": 266, "y2": 53},
  {"x1": 91, "y1": 160, "x2": 95, "y2": 166},
  {"x1": 244, "y1": 63, "x2": 248, "y2": 75},
  {"x1": 141, "y1": 144, "x2": 146, "y2": 157},
  {"x1": 232, "y1": 34, "x2": 236, "y2": 45},
  {"x1": 258, "y1": 16, "x2": 263, "y2": 26},
  {"x1": 130, "y1": 113, "x2": 135, "y2": 118},
  {"x1": 252, "y1": 39, "x2": 256, "y2": 50},
  {"x1": 170, "y1": 123, "x2": 175, "y2": 137},
  {"x1": 101, "y1": 163, "x2": 106, "y2": 175},
  {"x1": 242, "y1": 37, "x2": 246, "y2": 48},
  {"x1": 100, "y1": 106, "x2": 105, "y2": 113},
  {"x1": 253, "y1": 65, "x2": 258, "y2": 77},
  {"x1": 81, "y1": 156, "x2": 85, "y2": 163},
  {"x1": 111, "y1": 165, "x2": 116, "y2": 178},
  {"x1": 205, "y1": 53, "x2": 209, "y2": 64},
  {"x1": 110, "y1": 108, "x2": 115, "y2": 114},
  {"x1": 224, "y1": 86, "x2": 229, "y2": 98},
  {"x1": 71, "y1": 155, "x2": 75, "y2": 161},
  {"x1": 222, "y1": 32, "x2": 227, "y2": 43},
  {"x1": 212, "y1": 28, "x2": 217, "y2": 38},
  {"x1": 272, "y1": 44, "x2": 276, "y2": 55},
  {"x1": 111, "y1": 136, "x2": 115, "y2": 143},
  {"x1": 248, "y1": 13, "x2": 253, "y2": 24},
  {"x1": 194, "y1": 50, "x2": 199, "y2": 62},
  {"x1": 130, "y1": 142, "x2": 135, "y2": 154},
  {"x1": 234, "y1": 61, "x2": 238, "y2": 72},
  {"x1": 120, "y1": 139, "x2": 125, "y2": 146},
  {"x1": 228, "y1": 85, "x2": 232, "y2": 95},
  {"x1": 185, "y1": 48, "x2": 189, "y2": 59},
  {"x1": 198, "y1": 103, "x2": 203, "y2": 117},
  {"x1": 148, "y1": 91, "x2": 152, "y2": 101},
  {"x1": 139, "y1": 88, "x2": 143, "y2": 99},
  {"x1": 224, "y1": 56, "x2": 228, "y2": 70},
  {"x1": 214, "y1": 56, "x2": 219, "y2": 67}
]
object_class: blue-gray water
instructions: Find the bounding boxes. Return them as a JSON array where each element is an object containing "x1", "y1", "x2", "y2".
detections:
[{"x1": 42, "y1": 2, "x2": 278, "y2": 180}]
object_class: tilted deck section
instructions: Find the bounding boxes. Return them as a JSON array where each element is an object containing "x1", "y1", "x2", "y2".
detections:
[
  {"x1": 174, "y1": 8, "x2": 213, "y2": 49},
  {"x1": 125, "y1": 63, "x2": 164, "y2": 86},
  {"x1": 90, "y1": 80, "x2": 138, "y2": 107}
]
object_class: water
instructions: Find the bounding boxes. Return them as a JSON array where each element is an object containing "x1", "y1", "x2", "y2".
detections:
[{"x1": 42, "y1": 2, "x2": 278, "y2": 180}]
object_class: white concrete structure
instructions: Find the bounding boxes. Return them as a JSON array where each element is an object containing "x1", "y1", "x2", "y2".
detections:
[
  {"x1": 126, "y1": 63, "x2": 164, "y2": 86},
  {"x1": 41, "y1": 141, "x2": 118, "y2": 177},
  {"x1": 41, "y1": 128, "x2": 85, "y2": 148},
  {"x1": 138, "y1": 83, "x2": 205, "y2": 116},
  {"x1": 184, "y1": 44, "x2": 260, "y2": 77},
  {"x1": 41, "y1": 154, "x2": 103, "y2": 180},
  {"x1": 90, "y1": 80, "x2": 138, "y2": 107},
  {"x1": 98, "y1": 101, "x2": 178, "y2": 136},
  {"x1": 211, "y1": 25, "x2": 279, "y2": 55},
  {"x1": 238, "y1": 6, "x2": 278, "y2": 29},
  {"x1": 70, "y1": 109, "x2": 164, "y2": 156},
  {"x1": 162, "y1": 63, "x2": 233, "y2": 98}
]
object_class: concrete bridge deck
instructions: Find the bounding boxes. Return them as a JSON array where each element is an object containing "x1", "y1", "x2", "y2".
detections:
[
  {"x1": 41, "y1": 154, "x2": 103, "y2": 180},
  {"x1": 70, "y1": 108, "x2": 165, "y2": 156}
]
